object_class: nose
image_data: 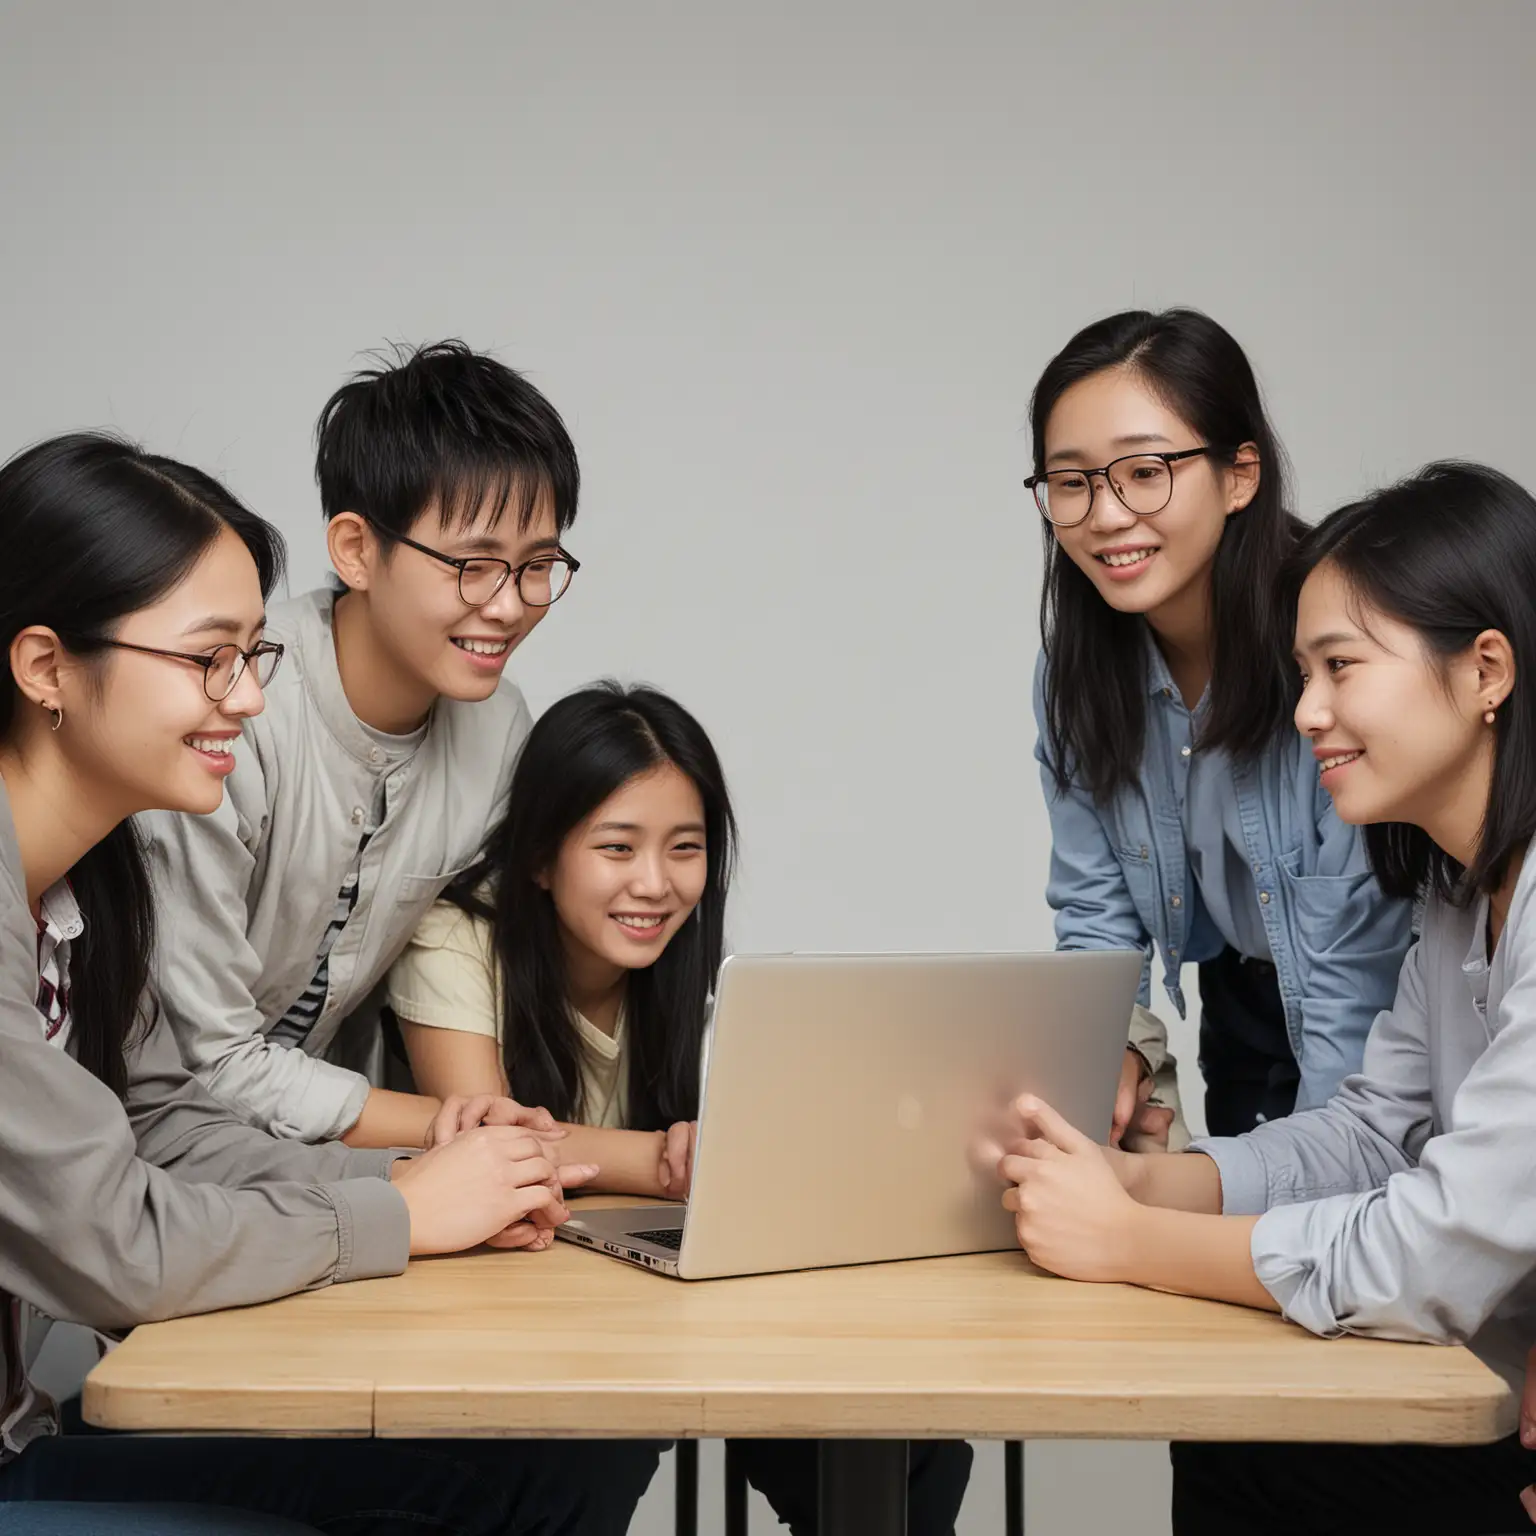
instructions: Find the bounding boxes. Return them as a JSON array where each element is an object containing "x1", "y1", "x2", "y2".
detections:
[
  {"x1": 476, "y1": 572, "x2": 528, "y2": 625},
  {"x1": 220, "y1": 660, "x2": 266, "y2": 721},
  {"x1": 1083, "y1": 471, "x2": 1138, "y2": 533},
  {"x1": 1294, "y1": 673, "x2": 1332, "y2": 737},
  {"x1": 626, "y1": 850, "x2": 670, "y2": 900}
]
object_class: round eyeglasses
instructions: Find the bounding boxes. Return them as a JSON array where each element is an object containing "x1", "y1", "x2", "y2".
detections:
[
  {"x1": 96, "y1": 638, "x2": 285, "y2": 701},
  {"x1": 1025, "y1": 446, "x2": 1222, "y2": 528},
  {"x1": 373, "y1": 522, "x2": 581, "y2": 609}
]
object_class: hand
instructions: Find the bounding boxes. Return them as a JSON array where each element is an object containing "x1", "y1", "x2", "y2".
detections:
[
  {"x1": 658, "y1": 1120, "x2": 698, "y2": 1198},
  {"x1": 390, "y1": 1126, "x2": 599, "y2": 1256},
  {"x1": 1519, "y1": 1343, "x2": 1536, "y2": 1521},
  {"x1": 1110, "y1": 1047, "x2": 1154, "y2": 1147},
  {"x1": 425, "y1": 1093, "x2": 559, "y2": 1150},
  {"x1": 1123, "y1": 1098, "x2": 1175, "y2": 1153},
  {"x1": 998, "y1": 1094, "x2": 1144, "y2": 1283}
]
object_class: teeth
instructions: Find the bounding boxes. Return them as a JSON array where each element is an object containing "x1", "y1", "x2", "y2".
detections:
[
  {"x1": 1320, "y1": 752, "x2": 1362, "y2": 771},
  {"x1": 1099, "y1": 549, "x2": 1156, "y2": 567},
  {"x1": 453, "y1": 638, "x2": 509, "y2": 656},
  {"x1": 613, "y1": 915, "x2": 666, "y2": 929},
  {"x1": 186, "y1": 736, "x2": 234, "y2": 755}
]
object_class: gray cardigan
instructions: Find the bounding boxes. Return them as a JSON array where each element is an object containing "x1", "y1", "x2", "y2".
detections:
[
  {"x1": 140, "y1": 588, "x2": 532, "y2": 1141},
  {"x1": 0, "y1": 779, "x2": 409, "y2": 1464},
  {"x1": 1197, "y1": 849, "x2": 1536, "y2": 1396}
]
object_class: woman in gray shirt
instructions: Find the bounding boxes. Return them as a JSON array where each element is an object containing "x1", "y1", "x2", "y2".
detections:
[
  {"x1": 0, "y1": 434, "x2": 657, "y2": 1533},
  {"x1": 1002, "y1": 461, "x2": 1536, "y2": 1534}
]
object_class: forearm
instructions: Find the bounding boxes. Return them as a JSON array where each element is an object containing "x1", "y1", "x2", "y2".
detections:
[
  {"x1": 1123, "y1": 1149, "x2": 1225, "y2": 1213},
  {"x1": 1120, "y1": 1205, "x2": 1277, "y2": 1311},
  {"x1": 559, "y1": 1124, "x2": 668, "y2": 1197},
  {"x1": 341, "y1": 1087, "x2": 440, "y2": 1149}
]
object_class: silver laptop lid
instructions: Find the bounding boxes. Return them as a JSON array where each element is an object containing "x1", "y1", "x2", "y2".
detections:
[{"x1": 678, "y1": 949, "x2": 1140, "y2": 1279}]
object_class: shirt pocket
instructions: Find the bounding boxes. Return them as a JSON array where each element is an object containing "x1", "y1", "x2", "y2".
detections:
[
  {"x1": 395, "y1": 864, "x2": 476, "y2": 907},
  {"x1": 1276, "y1": 851, "x2": 1374, "y2": 963}
]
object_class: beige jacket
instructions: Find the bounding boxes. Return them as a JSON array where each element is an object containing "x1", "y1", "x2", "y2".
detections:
[{"x1": 140, "y1": 588, "x2": 532, "y2": 1141}]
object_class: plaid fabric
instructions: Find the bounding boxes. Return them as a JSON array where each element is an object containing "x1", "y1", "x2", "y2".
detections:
[{"x1": 32, "y1": 881, "x2": 81, "y2": 1047}]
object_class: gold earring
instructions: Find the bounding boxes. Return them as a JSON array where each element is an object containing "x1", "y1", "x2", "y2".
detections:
[{"x1": 48, "y1": 705, "x2": 63, "y2": 732}]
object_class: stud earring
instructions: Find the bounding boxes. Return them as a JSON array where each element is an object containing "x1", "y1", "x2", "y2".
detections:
[
  {"x1": 48, "y1": 705, "x2": 63, "y2": 733},
  {"x1": 1485, "y1": 706, "x2": 1498, "y2": 726}
]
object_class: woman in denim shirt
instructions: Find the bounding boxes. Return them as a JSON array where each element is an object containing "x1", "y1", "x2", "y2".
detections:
[{"x1": 1025, "y1": 308, "x2": 1412, "y2": 1138}]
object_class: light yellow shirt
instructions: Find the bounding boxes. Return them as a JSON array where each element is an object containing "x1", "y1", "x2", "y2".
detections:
[{"x1": 387, "y1": 898, "x2": 628, "y2": 1129}]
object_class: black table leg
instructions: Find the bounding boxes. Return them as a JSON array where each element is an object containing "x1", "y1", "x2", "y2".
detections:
[
  {"x1": 673, "y1": 1438, "x2": 698, "y2": 1536},
  {"x1": 1004, "y1": 1439, "x2": 1025, "y2": 1535},
  {"x1": 817, "y1": 1439, "x2": 909, "y2": 1536}
]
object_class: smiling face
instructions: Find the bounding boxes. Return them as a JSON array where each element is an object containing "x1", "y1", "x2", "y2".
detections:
[
  {"x1": 1293, "y1": 559, "x2": 1511, "y2": 855},
  {"x1": 1042, "y1": 367, "x2": 1259, "y2": 633},
  {"x1": 542, "y1": 762, "x2": 710, "y2": 986},
  {"x1": 54, "y1": 525, "x2": 269, "y2": 818},
  {"x1": 327, "y1": 487, "x2": 564, "y2": 730}
]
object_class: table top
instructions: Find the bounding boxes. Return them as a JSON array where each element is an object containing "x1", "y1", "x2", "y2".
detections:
[{"x1": 84, "y1": 1207, "x2": 1512, "y2": 1444}]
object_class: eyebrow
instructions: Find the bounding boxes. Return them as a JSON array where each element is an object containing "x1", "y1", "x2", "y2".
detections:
[
  {"x1": 181, "y1": 614, "x2": 266, "y2": 639},
  {"x1": 1045, "y1": 432, "x2": 1175, "y2": 467},
  {"x1": 1292, "y1": 629, "x2": 1362, "y2": 658},
  {"x1": 591, "y1": 821, "x2": 707, "y2": 835},
  {"x1": 449, "y1": 534, "x2": 563, "y2": 559}
]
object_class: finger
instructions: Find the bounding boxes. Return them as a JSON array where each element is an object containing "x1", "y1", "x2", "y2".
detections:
[
  {"x1": 505, "y1": 1155, "x2": 559, "y2": 1189},
  {"x1": 998, "y1": 1138, "x2": 1061, "y2": 1174},
  {"x1": 1015, "y1": 1094, "x2": 1096, "y2": 1154},
  {"x1": 1133, "y1": 1105, "x2": 1175, "y2": 1140},
  {"x1": 458, "y1": 1095, "x2": 499, "y2": 1135},
  {"x1": 1001, "y1": 1187, "x2": 1021, "y2": 1213},
  {"x1": 510, "y1": 1183, "x2": 568, "y2": 1227},
  {"x1": 1520, "y1": 1484, "x2": 1536, "y2": 1522},
  {"x1": 486, "y1": 1220, "x2": 543, "y2": 1250},
  {"x1": 426, "y1": 1097, "x2": 466, "y2": 1149},
  {"x1": 487, "y1": 1099, "x2": 560, "y2": 1134},
  {"x1": 998, "y1": 1147, "x2": 1057, "y2": 1183},
  {"x1": 474, "y1": 1127, "x2": 544, "y2": 1159},
  {"x1": 1136, "y1": 1074, "x2": 1155, "y2": 1105},
  {"x1": 556, "y1": 1161, "x2": 600, "y2": 1189}
]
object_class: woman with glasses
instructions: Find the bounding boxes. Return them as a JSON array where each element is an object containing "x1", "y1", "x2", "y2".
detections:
[
  {"x1": 138, "y1": 340, "x2": 596, "y2": 1153},
  {"x1": 1026, "y1": 308, "x2": 1411, "y2": 1140},
  {"x1": 0, "y1": 432, "x2": 657, "y2": 1533}
]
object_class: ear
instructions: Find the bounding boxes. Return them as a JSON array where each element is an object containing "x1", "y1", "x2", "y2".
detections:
[
  {"x1": 1472, "y1": 628, "x2": 1516, "y2": 716},
  {"x1": 1225, "y1": 442, "x2": 1261, "y2": 517},
  {"x1": 9, "y1": 626, "x2": 69, "y2": 716},
  {"x1": 327, "y1": 512, "x2": 379, "y2": 593},
  {"x1": 533, "y1": 865, "x2": 552, "y2": 892}
]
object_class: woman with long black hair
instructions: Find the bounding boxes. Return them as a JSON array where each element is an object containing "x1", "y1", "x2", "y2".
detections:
[
  {"x1": 0, "y1": 432, "x2": 658, "y2": 1534},
  {"x1": 1027, "y1": 308, "x2": 1411, "y2": 1140}
]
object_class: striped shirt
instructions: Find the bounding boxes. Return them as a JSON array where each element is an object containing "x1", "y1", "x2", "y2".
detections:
[
  {"x1": 1, "y1": 880, "x2": 83, "y2": 1461},
  {"x1": 268, "y1": 717, "x2": 425, "y2": 1049}
]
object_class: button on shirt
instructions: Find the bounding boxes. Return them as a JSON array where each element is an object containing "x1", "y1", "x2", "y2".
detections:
[{"x1": 1150, "y1": 643, "x2": 1273, "y2": 962}]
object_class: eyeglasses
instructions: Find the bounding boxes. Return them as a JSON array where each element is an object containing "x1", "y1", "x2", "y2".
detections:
[
  {"x1": 373, "y1": 521, "x2": 581, "y2": 608},
  {"x1": 1025, "y1": 446, "x2": 1223, "y2": 528},
  {"x1": 96, "y1": 638, "x2": 285, "y2": 701}
]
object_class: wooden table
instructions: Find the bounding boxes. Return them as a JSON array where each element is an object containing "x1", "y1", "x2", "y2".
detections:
[{"x1": 85, "y1": 1233, "x2": 1512, "y2": 1534}]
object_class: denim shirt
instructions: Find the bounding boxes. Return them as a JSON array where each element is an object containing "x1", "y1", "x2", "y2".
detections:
[{"x1": 1031, "y1": 650, "x2": 1413, "y2": 1111}]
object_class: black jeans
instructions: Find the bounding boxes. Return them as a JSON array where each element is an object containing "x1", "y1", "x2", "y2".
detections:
[
  {"x1": 0, "y1": 1398, "x2": 662, "y2": 1536},
  {"x1": 1197, "y1": 948, "x2": 1299, "y2": 1136},
  {"x1": 1171, "y1": 1436, "x2": 1536, "y2": 1535},
  {"x1": 731, "y1": 1438, "x2": 973, "y2": 1535}
]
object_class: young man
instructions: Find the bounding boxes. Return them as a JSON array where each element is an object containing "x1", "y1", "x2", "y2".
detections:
[{"x1": 144, "y1": 341, "x2": 582, "y2": 1146}]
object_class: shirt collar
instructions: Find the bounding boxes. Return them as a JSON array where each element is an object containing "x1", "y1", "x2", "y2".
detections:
[{"x1": 36, "y1": 880, "x2": 83, "y2": 944}]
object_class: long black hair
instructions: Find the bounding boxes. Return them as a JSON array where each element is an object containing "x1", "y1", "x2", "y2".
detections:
[
  {"x1": 449, "y1": 682, "x2": 738, "y2": 1128},
  {"x1": 1032, "y1": 308, "x2": 1300, "y2": 800},
  {"x1": 1294, "y1": 461, "x2": 1536, "y2": 904},
  {"x1": 0, "y1": 432, "x2": 286, "y2": 1097}
]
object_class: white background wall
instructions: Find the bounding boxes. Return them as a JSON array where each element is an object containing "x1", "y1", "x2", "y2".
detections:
[{"x1": 7, "y1": 2, "x2": 1536, "y2": 1530}]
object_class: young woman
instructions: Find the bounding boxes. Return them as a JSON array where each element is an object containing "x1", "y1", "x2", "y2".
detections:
[
  {"x1": 1002, "y1": 461, "x2": 1536, "y2": 1533},
  {"x1": 0, "y1": 433, "x2": 658, "y2": 1533},
  {"x1": 388, "y1": 682, "x2": 975, "y2": 1535},
  {"x1": 1027, "y1": 308, "x2": 1413, "y2": 1141}
]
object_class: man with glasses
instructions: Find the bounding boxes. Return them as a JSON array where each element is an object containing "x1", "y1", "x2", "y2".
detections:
[{"x1": 140, "y1": 340, "x2": 588, "y2": 1151}]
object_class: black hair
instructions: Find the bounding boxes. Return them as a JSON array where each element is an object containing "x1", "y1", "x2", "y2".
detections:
[
  {"x1": 1032, "y1": 308, "x2": 1301, "y2": 800},
  {"x1": 448, "y1": 682, "x2": 737, "y2": 1128},
  {"x1": 0, "y1": 432, "x2": 287, "y2": 1097},
  {"x1": 1294, "y1": 461, "x2": 1536, "y2": 904},
  {"x1": 314, "y1": 339, "x2": 580, "y2": 542}
]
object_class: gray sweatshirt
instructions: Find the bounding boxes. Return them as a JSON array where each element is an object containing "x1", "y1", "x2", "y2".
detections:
[
  {"x1": 0, "y1": 780, "x2": 410, "y2": 1464},
  {"x1": 140, "y1": 588, "x2": 532, "y2": 1141},
  {"x1": 1196, "y1": 848, "x2": 1536, "y2": 1395}
]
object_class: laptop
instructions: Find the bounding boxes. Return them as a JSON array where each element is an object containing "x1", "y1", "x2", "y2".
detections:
[{"x1": 555, "y1": 949, "x2": 1141, "y2": 1279}]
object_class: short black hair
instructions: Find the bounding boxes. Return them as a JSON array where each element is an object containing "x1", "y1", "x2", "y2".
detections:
[
  {"x1": 1295, "y1": 461, "x2": 1536, "y2": 904},
  {"x1": 314, "y1": 339, "x2": 579, "y2": 540}
]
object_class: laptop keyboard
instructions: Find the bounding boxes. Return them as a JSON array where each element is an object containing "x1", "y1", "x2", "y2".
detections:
[{"x1": 629, "y1": 1226, "x2": 684, "y2": 1251}]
